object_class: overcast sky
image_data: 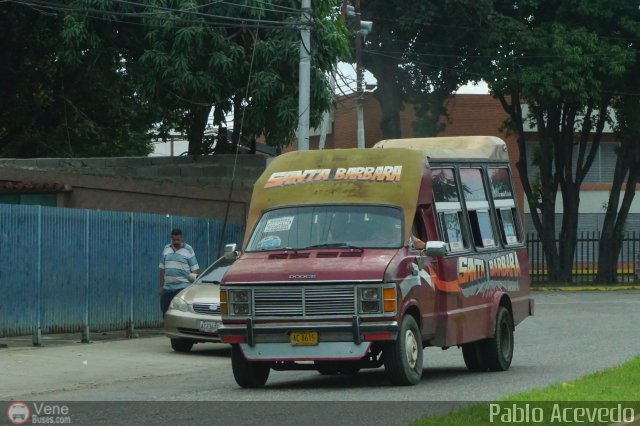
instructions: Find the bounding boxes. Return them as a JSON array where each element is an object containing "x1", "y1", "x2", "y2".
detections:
[{"x1": 336, "y1": 62, "x2": 490, "y2": 95}]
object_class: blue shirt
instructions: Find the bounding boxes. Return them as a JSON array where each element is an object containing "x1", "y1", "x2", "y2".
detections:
[{"x1": 159, "y1": 243, "x2": 199, "y2": 291}]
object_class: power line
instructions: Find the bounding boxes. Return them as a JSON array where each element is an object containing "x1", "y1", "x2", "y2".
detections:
[{"x1": 7, "y1": 0, "x2": 299, "y2": 28}]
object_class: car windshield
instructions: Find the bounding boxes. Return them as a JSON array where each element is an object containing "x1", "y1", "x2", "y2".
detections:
[
  {"x1": 246, "y1": 205, "x2": 403, "y2": 251},
  {"x1": 196, "y1": 257, "x2": 233, "y2": 284}
]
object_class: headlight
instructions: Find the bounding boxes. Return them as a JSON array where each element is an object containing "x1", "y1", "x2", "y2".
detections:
[
  {"x1": 231, "y1": 290, "x2": 250, "y2": 303},
  {"x1": 169, "y1": 297, "x2": 188, "y2": 312},
  {"x1": 227, "y1": 289, "x2": 252, "y2": 316},
  {"x1": 358, "y1": 287, "x2": 381, "y2": 314},
  {"x1": 360, "y1": 288, "x2": 380, "y2": 301}
]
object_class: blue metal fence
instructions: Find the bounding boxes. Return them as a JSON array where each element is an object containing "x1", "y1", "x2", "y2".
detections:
[{"x1": 0, "y1": 204, "x2": 243, "y2": 340}]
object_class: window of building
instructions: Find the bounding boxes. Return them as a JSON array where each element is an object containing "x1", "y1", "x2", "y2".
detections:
[{"x1": 0, "y1": 193, "x2": 57, "y2": 206}]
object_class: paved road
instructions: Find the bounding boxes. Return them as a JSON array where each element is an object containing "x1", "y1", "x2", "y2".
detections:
[{"x1": 1, "y1": 291, "x2": 639, "y2": 425}]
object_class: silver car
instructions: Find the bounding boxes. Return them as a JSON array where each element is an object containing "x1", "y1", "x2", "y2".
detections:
[{"x1": 164, "y1": 257, "x2": 232, "y2": 352}]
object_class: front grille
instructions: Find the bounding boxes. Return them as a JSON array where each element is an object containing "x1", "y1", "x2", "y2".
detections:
[
  {"x1": 253, "y1": 286, "x2": 356, "y2": 317},
  {"x1": 192, "y1": 303, "x2": 221, "y2": 315}
]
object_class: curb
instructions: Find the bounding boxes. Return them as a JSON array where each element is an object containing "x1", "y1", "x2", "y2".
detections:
[{"x1": 532, "y1": 285, "x2": 640, "y2": 292}]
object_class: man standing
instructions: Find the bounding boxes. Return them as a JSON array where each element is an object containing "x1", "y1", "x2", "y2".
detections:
[{"x1": 159, "y1": 229, "x2": 199, "y2": 316}]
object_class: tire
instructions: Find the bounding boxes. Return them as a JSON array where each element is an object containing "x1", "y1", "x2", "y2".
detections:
[
  {"x1": 384, "y1": 315, "x2": 423, "y2": 385},
  {"x1": 170, "y1": 338, "x2": 193, "y2": 353},
  {"x1": 462, "y1": 341, "x2": 488, "y2": 372},
  {"x1": 481, "y1": 306, "x2": 514, "y2": 371},
  {"x1": 231, "y1": 344, "x2": 270, "y2": 388},
  {"x1": 315, "y1": 361, "x2": 361, "y2": 375}
]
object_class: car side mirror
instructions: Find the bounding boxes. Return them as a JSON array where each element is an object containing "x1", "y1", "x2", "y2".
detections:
[
  {"x1": 224, "y1": 243, "x2": 240, "y2": 260},
  {"x1": 425, "y1": 241, "x2": 447, "y2": 257}
]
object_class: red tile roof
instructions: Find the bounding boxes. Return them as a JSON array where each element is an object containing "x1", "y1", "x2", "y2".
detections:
[{"x1": 0, "y1": 180, "x2": 70, "y2": 193}]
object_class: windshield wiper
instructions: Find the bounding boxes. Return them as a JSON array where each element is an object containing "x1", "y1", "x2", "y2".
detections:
[{"x1": 300, "y1": 243, "x2": 364, "y2": 252}]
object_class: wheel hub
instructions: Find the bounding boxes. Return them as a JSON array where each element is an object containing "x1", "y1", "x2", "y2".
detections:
[{"x1": 405, "y1": 329, "x2": 418, "y2": 369}]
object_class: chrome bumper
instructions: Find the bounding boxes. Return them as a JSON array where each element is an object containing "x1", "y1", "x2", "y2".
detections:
[{"x1": 218, "y1": 318, "x2": 398, "y2": 346}]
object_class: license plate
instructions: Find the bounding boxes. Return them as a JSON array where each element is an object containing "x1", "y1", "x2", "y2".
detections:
[
  {"x1": 199, "y1": 321, "x2": 219, "y2": 333},
  {"x1": 290, "y1": 330, "x2": 318, "y2": 346}
]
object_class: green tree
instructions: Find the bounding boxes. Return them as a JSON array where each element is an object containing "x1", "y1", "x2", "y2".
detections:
[
  {"x1": 477, "y1": 0, "x2": 638, "y2": 282},
  {"x1": 360, "y1": 0, "x2": 491, "y2": 139},
  {"x1": 596, "y1": 98, "x2": 640, "y2": 283},
  {"x1": 0, "y1": 3, "x2": 155, "y2": 158},
  {"x1": 136, "y1": 0, "x2": 349, "y2": 155}
]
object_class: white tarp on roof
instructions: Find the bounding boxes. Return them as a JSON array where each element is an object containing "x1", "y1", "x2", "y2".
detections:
[{"x1": 373, "y1": 136, "x2": 509, "y2": 161}]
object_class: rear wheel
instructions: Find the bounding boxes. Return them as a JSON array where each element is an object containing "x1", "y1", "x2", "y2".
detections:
[
  {"x1": 481, "y1": 306, "x2": 514, "y2": 371},
  {"x1": 384, "y1": 315, "x2": 423, "y2": 385},
  {"x1": 231, "y1": 344, "x2": 270, "y2": 388},
  {"x1": 170, "y1": 338, "x2": 193, "y2": 353},
  {"x1": 462, "y1": 341, "x2": 488, "y2": 372}
]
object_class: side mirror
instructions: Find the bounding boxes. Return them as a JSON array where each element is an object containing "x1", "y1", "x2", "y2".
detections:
[
  {"x1": 425, "y1": 241, "x2": 447, "y2": 257},
  {"x1": 224, "y1": 243, "x2": 239, "y2": 260}
]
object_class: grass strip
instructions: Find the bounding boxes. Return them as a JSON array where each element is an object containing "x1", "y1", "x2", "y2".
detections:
[{"x1": 411, "y1": 356, "x2": 640, "y2": 425}]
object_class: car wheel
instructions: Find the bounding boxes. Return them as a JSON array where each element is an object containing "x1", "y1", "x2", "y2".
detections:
[
  {"x1": 481, "y1": 306, "x2": 514, "y2": 371},
  {"x1": 462, "y1": 341, "x2": 488, "y2": 372},
  {"x1": 170, "y1": 338, "x2": 194, "y2": 353},
  {"x1": 384, "y1": 315, "x2": 423, "y2": 385},
  {"x1": 231, "y1": 344, "x2": 270, "y2": 388}
]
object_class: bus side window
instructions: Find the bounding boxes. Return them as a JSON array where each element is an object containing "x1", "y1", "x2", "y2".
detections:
[
  {"x1": 488, "y1": 167, "x2": 521, "y2": 246},
  {"x1": 467, "y1": 209, "x2": 496, "y2": 248},
  {"x1": 432, "y1": 168, "x2": 468, "y2": 252},
  {"x1": 460, "y1": 168, "x2": 496, "y2": 249},
  {"x1": 439, "y1": 211, "x2": 466, "y2": 252},
  {"x1": 411, "y1": 209, "x2": 429, "y2": 250},
  {"x1": 497, "y1": 207, "x2": 520, "y2": 245}
]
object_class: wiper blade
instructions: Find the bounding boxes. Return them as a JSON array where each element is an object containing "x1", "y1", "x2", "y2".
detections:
[{"x1": 300, "y1": 243, "x2": 364, "y2": 251}]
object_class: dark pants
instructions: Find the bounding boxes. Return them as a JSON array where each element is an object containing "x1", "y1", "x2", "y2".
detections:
[{"x1": 160, "y1": 289, "x2": 182, "y2": 316}]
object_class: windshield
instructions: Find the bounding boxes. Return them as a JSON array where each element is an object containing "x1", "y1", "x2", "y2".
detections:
[
  {"x1": 246, "y1": 205, "x2": 403, "y2": 251},
  {"x1": 196, "y1": 257, "x2": 233, "y2": 284}
]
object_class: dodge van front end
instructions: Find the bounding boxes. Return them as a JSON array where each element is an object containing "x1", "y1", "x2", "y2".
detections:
[{"x1": 219, "y1": 281, "x2": 399, "y2": 361}]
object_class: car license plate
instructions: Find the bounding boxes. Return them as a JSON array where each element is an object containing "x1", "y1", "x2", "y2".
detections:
[
  {"x1": 290, "y1": 330, "x2": 318, "y2": 346},
  {"x1": 199, "y1": 321, "x2": 219, "y2": 333}
]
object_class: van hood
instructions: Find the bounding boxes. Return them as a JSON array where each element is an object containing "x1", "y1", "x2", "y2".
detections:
[{"x1": 223, "y1": 250, "x2": 398, "y2": 284}]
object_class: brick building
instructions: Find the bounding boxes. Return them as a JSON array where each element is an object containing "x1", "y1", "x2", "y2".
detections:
[{"x1": 299, "y1": 92, "x2": 640, "y2": 235}]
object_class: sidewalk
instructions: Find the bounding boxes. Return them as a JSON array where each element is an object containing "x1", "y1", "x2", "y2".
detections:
[
  {"x1": 0, "y1": 328, "x2": 165, "y2": 350},
  {"x1": 0, "y1": 329, "x2": 228, "y2": 400}
]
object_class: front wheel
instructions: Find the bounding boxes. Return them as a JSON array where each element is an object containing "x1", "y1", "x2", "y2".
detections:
[
  {"x1": 170, "y1": 338, "x2": 193, "y2": 353},
  {"x1": 481, "y1": 306, "x2": 514, "y2": 371},
  {"x1": 384, "y1": 315, "x2": 423, "y2": 385},
  {"x1": 231, "y1": 344, "x2": 270, "y2": 388}
]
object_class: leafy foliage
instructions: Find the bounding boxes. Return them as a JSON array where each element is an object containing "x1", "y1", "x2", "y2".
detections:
[
  {"x1": 136, "y1": 0, "x2": 349, "y2": 154},
  {"x1": 0, "y1": 0, "x2": 349, "y2": 157},
  {"x1": 0, "y1": 3, "x2": 155, "y2": 157},
  {"x1": 476, "y1": 0, "x2": 640, "y2": 282},
  {"x1": 360, "y1": 0, "x2": 492, "y2": 138}
]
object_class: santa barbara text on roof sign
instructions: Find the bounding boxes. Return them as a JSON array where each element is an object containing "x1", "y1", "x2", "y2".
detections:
[{"x1": 264, "y1": 166, "x2": 403, "y2": 188}]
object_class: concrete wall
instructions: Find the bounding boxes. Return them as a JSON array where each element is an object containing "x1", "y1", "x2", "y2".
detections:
[{"x1": 0, "y1": 155, "x2": 269, "y2": 226}]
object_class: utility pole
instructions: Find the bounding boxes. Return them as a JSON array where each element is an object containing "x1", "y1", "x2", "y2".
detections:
[
  {"x1": 297, "y1": 0, "x2": 311, "y2": 151},
  {"x1": 355, "y1": 0, "x2": 365, "y2": 149}
]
